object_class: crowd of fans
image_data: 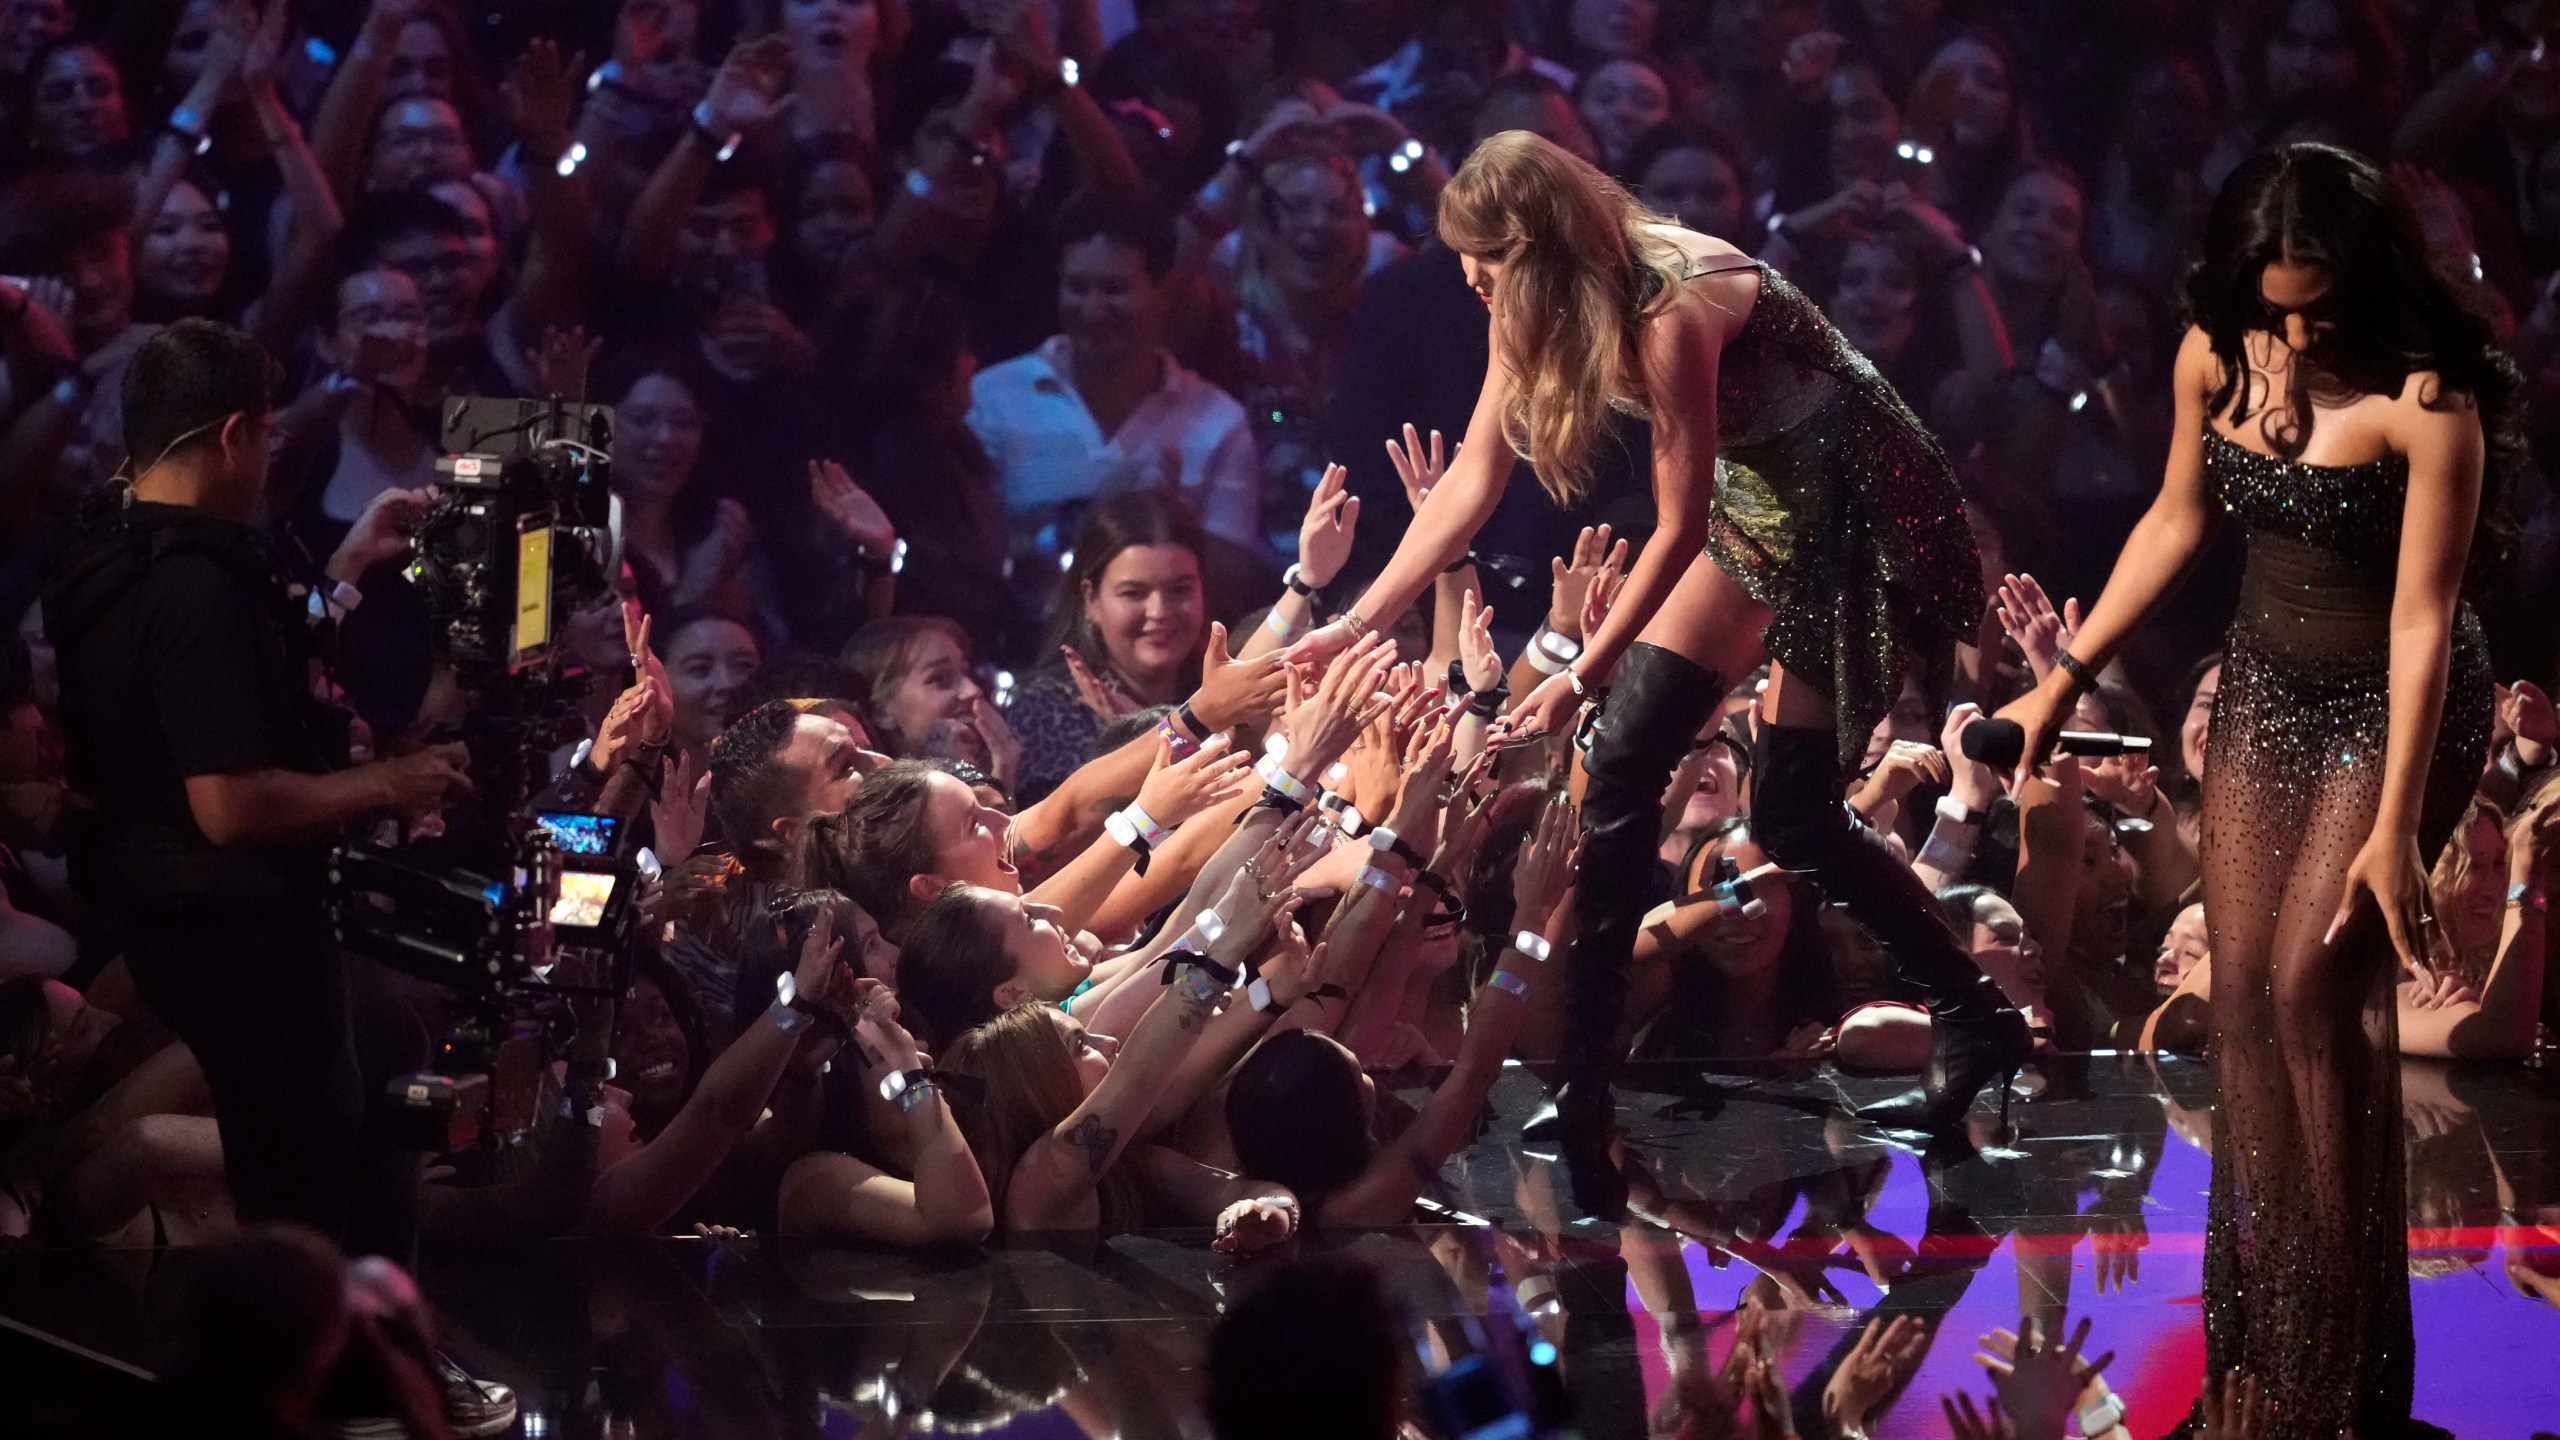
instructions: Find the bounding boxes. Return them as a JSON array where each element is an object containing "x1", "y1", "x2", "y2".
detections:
[{"x1": 2, "y1": 0, "x2": 2560, "y2": 1434}]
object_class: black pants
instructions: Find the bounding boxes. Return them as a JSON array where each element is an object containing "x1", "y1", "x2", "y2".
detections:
[{"x1": 121, "y1": 912, "x2": 420, "y2": 1257}]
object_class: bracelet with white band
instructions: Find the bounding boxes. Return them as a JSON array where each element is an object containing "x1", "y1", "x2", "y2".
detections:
[
  {"x1": 1256, "y1": 756, "x2": 1314, "y2": 802},
  {"x1": 1321, "y1": 791, "x2": 1365, "y2": 835},
  {"x1": 1117, "y1": 803, "x2": 1171, "y2": 848},
  {"x1": 1189, "y1": 908, "x2": 1228, "y2": 945},
  {"x1": 1510, "y1": 930, "x2": 1552, "y2": 964},
  {"x1": 2075, "y1": 1391, "x2": 2128, "y2": 1437},
  {"x1": 1524, "y1": 627, "x2": 1576, "y2": 674},
  {"x1": 1357, "y1": 864, "x2": 1399, "y2": 895},
  {"x1": 1247, "y1": 975, "x2": 1289, "y2": 1016},
  {"x1": 1935, "y1": 794, "x2": 1986, "y2": 827}
]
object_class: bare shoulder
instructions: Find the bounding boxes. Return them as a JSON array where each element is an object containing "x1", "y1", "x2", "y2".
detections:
[
  {"x1": 2387, "y1": 368, "x2": 2481, "y2": 421},
  {"x1": 2385, "y1": 371, "x2": 2485, "y2": 485},
  {"x1": 2173, "y1": 325, "x2": 2221, "y2": 395}
]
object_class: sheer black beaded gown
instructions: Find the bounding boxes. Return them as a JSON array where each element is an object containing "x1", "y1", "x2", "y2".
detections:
[{"x1": 2196, "y1": 429, "x2": 2492, "y2": 1439}]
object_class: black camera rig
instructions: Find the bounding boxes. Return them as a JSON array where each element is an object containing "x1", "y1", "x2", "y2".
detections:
[{"x1": 327, "y1": 394, "x2": 642, "y2": 1152}]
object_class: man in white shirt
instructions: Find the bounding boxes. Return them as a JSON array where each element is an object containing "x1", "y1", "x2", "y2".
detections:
[{"x1": 966, "y1": 197, "x2": 1263, "y2": 564}]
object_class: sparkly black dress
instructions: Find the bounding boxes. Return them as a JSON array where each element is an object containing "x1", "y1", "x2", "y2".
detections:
[
  {"x1": 1622, "y1": 253, "x2": 1985, "y2": 761},
  {"x1": 2197, "y1": 428, "x2": 2492, "y2": 1439}
]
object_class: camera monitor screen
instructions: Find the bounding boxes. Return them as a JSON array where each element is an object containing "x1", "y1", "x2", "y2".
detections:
[
  {"x1": 549, "y1": 870, "x2": 618, "y2": 930},
  {"x1": 512, "y1": 518, "x2": 552, "y2": 670},
  {"x1": 534, "y1": 811, "x2": 619, "y2": 856}
]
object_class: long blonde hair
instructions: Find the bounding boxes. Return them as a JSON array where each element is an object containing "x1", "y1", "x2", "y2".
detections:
[{"x1": 1437, "y1": 130, "x2": 1689, "y2": 504}]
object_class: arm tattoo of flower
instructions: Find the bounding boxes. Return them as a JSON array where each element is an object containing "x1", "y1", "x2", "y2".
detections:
[{"x1": 1063, "y1": 1114, "x2": 1117, "y2": 1174}]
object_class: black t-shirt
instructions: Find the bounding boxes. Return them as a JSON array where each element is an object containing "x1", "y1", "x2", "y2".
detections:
[{"x1": 48, "y1": 503, "x2": 330, "y2": 906}]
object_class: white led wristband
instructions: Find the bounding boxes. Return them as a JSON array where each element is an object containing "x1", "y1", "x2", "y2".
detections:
[
  {"x1": 1247, "y1": 975, "x2": 1289, "y2": 1016},
  {"x1": 1935, "y1": 794, "x2": 1985, "y2": 827},
  {"x1": 1256, "y1": 755, "x2": 1314, "y2": 803},
  {"x1": 1509, "y1": 930, "x2": 1553, "y2": 964},
  {"x1": 1524, "y1": 625, "x2": 1579, "y2": 674},
  {"x1": 1189, "y1": 908, "x2": 1228, "y2": 946},
  {"x1": 1116, "y1": 803, "x2": 1170, "y2": 848}
]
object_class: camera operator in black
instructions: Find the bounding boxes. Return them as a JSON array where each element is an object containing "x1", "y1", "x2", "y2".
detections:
[{"x1": 42, "y1": 319, "x2": 471, "y2": 1253}]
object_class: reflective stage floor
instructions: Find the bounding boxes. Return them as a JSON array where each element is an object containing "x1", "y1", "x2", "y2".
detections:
[{"x1": 5, "y1": 1054, "x2": 2557, "y2": 1438}]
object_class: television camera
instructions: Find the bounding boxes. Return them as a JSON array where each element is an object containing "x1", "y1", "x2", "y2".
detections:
[{"x1": 326, "y1": 395, "x2": 643, "y2": 1152}]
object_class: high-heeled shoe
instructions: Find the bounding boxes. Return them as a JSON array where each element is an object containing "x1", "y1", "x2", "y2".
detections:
[
  {"x1": 1854, "y1": 972, "x2": 2033, "y2": 1132},
  {"x1": 1751, "y1": 721, "x2": 2033, "y2": 1134}
]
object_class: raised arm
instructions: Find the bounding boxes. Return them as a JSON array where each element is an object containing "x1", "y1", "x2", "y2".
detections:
[
  {"x1": 1994, "y1": 325, "x2": 2228, "y2": 777},
  {"x1": 491, "y1": 41, "x2": 592, "y2": 362},
  {"x1": 1009, "y1": 622, "x2": 1284, "y2": 875},
  {"x1": 1023, "y1": 735, "x2": 1254, "y2": 931},
  {"x1": 617, "y1": 38, "x2": 791, "y2": 286},
  {"x1": 776, "y1": 985, "x2": 993, "y2": 1246},
  {"x1": 1292, "y1": 349, "x2": 1518, "y2": 666},
  {"x1": 243, "y1": 62, "x2": 346, "y2": 358},
  {"x1": 583, "y1": 913, "x2": 847, "y2": 1235},
  {"x1": 308, "y1": 0, "x2": 416, "y2": 206},
  {"x1": 1320, "y1": 793, "x2": 1577, "y2": 1226},
  {"x1": 1003, "y1": 871, "x2": 1289, "y2": 1229}
]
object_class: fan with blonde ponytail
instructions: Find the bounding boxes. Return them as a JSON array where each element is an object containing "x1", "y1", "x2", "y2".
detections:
[{"x1": 1436, "y1": 130, "x2": 1691, "y2": 505}]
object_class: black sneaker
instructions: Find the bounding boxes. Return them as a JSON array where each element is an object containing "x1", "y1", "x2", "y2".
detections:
[{"x1": 334, "y1": 1351, "x2": 516, "y2": 1440}]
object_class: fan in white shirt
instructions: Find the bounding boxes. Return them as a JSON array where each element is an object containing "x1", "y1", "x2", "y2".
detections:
[{"x1": 967, "y1": 200, "x2": 1261, "y2": 558}]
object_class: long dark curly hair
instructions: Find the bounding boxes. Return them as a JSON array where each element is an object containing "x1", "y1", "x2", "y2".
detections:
[{"x1": 2184, "y1": 142, "x2": 2521, "y2": 586}]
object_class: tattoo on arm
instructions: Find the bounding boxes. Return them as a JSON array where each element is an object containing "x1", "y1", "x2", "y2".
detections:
[{"x1": 1062, "y1": 1114, "x2": 1118, "y2": 1175}]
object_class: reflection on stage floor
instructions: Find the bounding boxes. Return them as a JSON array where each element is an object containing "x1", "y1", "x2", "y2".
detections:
[{"x1": 4, "y1": 1053, "x2": 2556, "y2": 1438}]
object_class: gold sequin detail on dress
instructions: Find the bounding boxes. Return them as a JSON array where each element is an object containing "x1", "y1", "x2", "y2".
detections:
[
  {"x1": 2196, "y1": 427, "x2": 2492, "y2": 1439},
  {"x1": 1613, "y1": 254, "x2": 1983, "y2": 762}
]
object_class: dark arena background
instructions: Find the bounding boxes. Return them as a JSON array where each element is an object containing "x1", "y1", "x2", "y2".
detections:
[{"x1": 1, "y1": 0, "x2": 2558, "y2": 1437}]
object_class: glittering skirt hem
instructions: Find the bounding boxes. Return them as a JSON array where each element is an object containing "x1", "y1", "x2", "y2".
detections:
[{"x1": 1700, "y1": 384, "x2": 1982, "y2": 762}]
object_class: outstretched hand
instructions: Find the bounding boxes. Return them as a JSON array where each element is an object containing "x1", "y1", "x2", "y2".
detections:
[
  {"x1": 1975, "y1": 1315, "x2": 2110, "y2": 1440},
  {"x1": 1297, "y1": 463, "x2": 1359, "y2": 589},
  {"x1": 1385, "y1": 421, "x2": 1452, "y2": 510}
]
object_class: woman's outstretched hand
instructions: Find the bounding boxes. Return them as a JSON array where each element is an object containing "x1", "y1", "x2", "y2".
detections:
[
  {"x1": 1490, "y1": 668, "x2": 1579, "y2": 748},
  {"x1": 1280, "y1": 615, "x2": 1365, "y2": 670}
]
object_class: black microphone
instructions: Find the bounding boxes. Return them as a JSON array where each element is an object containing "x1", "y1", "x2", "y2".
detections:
[{"x1": 1960, "y1": 719, "x2": 2152, "y2": 769}]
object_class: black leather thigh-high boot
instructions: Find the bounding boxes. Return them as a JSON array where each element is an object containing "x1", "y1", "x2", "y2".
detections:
[
  {"x1": 1751, "y1": 721, "x2": 2031, "y2": 1131},
  {"x1": 1551, "y1": 642, "x2": 1724, "y2": 1218}
]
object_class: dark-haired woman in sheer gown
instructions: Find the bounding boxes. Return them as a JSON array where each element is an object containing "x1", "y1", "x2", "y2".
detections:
[{"x1": 1998, "y1": 142, "x2": 2508, "y2": 1437}]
